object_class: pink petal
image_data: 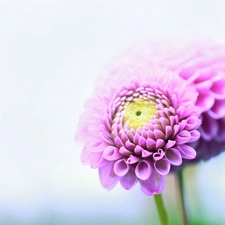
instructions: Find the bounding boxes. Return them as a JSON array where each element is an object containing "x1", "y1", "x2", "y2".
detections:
[
  {"x1": 127, "y1": 155, "x2": 140, "y2": 164},
  {"x1": 141, "y1": 150, "x2": 153, "y2": 158},
  {"x1": 176, "y1": 144, "x2": 196, "y2": 159},
  {"x1": 165, "y1": 126, "x2": 173, "y2": 139},
  {"x1": 114, "y1": 136, "x2": 124, "y2": 148},
  {"x1": 176, "y1": 130, "x2": 191, "y2": 144},
  {"x1": 185, "y1": 116, "x2": 201, "y2": 130},
  {"x1": 113, "y1": 159, "x2": 130, "y2": 177},
  {"x1": 208, "y1": 99, "x2": 225, "y2": 119},
  {"x1": 120, "y1": 167, "x2": 137, "y2": 190},
  {"x1": 216, "y1": 118, "x2": 225, "y2": 142},
  {"x1": 146, "y1": 138, "x2": 156, "y2": 150},
  {"x1": 165, "y1": 148, "x2": 182, "y2": 166},
  {"x1": 119, "y1": 146, "x2": 132, "y2": 156},
  {"x1": 83, "y1": 137, "x2": 103, "y2": 151},
  {"x1": 99, "y1": 162, "x2": 119, "y2": 190},
  {"x1": 103, "y1": 146, "x2": 122, "y2": 161},
  {"x1": 89, "y1": 151, "x2": 107, "y2": 168},
  {"x1": 134, "y1": 145, "x2": 144, "y2": 155},
  {"x1": 211, "y1": 77, "x2": 225, "y2": 98},
  {"x1": 200, "y1": 112, "x2": 218, "y2": 140},
  {"x1": 154, "y1": 159, "x2": 171, "y2": 175},
  {"x1": 164, "y1": 140, "x2": 176, "y2": 149},
  {"x1": 189, "y1": 130, "x2": 201, "y2": 142},
  {"x1": 140, "y1": 170, "x2": 165, "y2": 196},
  {"x1": 153, "y1": 149, "x2": 165, "y2": 161},
  {"x1": 81, "y1": 139, "x2": 106, "y2": 165},
  {"x1": 155, "y1": 139, "x2": 165, "y2": 149},
  {"x1": 135, "y1": 160, "x2": 152, "y2": 180},
  {"x1": 196, "y1": 92, "x2": 215, "y2": 112},
  {"x1": 138, "y1": 136, "x2": 147, "y2": 148},
  {"x1": 125, "y1": 140, "x2": 136, "y2": 151}
]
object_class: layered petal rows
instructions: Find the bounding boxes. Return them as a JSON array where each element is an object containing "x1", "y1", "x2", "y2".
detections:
[
  {"x1": 75, "y1": 62, "x2": 201, "y2": 195},
  {"x1": 159, "y1": 40, "x2": 225, "y2": 161}
]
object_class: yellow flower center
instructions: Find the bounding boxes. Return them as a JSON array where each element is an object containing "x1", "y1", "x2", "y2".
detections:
[{"x1": 123, "y1": 98, "x2": 157, "y2": 129}]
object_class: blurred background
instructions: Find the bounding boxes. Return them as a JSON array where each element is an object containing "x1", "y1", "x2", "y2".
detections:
[{"x1": 0, "y1": 0, "x2": 225, "y2": 224}]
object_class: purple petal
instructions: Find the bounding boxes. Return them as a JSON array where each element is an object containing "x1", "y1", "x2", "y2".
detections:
[
  {"x1": 153, "y1": 130, "x2": 165, "y2": 139},
  {"x1": 165, "y1": 148, "x2": 182, "y2": 166},
  {"x1": 142, "y1": 150, "x2": 153, "y2": 158},
  {"x1": 176, "y1": 130, "x2": 191, "y2": 144},
  {"x1": 154, "y1": 159, "x2": 171, "y2": 175},
  {"x1": 99, "y1": 162, "x2": 119, "y2": 190},
  {"x1": 153, "y1": 149, "x2": 165, "y2": 161},
  {"x1": 164, "y1": 140, "x2": 176, "y2": 149},
  {"x1": 211, "y1": 77, "x2": 225, "y2": 98},
  {"x1": 120, "y1": 167, "x2": 137, "y2": 190},
  {"x1": 173, "y1": 124, "x2": 180, "y2": 137},
  {"x1": 208, "y1": 99, "x2": 225, "y2": 119},
  {"x1": 114, "y1": 136, "x2": 124, "y2": 148},
  {"x1": 189, "y1": 130, "x2": 200, "y2": 142},
  {"x1": 119, "y1": 146, "x2": 131, "y2": 156},
  {"x1": 125, "y1": 140, "x2": 136, "y2": 151},
  {"x1": 155, "y1": 139, "x2": 165, "y2": 149},
  {"x1": 89, "y1": 152, "x2": 108, "y2": 168},
  {"x1": 81, "y1": 139, "x2": 106, "y2": 165},
  {"x1": 146, "y1": 138, "x2": 156, "y2": 150},
  {"x1": 177, "y1": 144, "x2": 196, "y2": 159},
  {"x1": 196, "y1": 92, "x2": 215, "y2": 112},
  {"x1": 135, "y1": 160, "x2": 152, "y2": 180},
  {"x1": 114, "y1": 159, "x2": 130, "y2": 176},
  {"x1": 216, "y1": 118, "x2": 225, "y2": 142},
  {"x1": 165, "y1": 126, "x2": 173, "y2": 139},
  {"x1": 134, "y1": 145, "x2": 144, "y2": 155},
  {"x1": 133, "y1": 133, "x2": 140, "y2": 144},
  {"x1": 121, "y1": 132, "x2": 129, "y2": 143},
  {"x1": 127, "y1": 155, "x2": 140, "y2": 164},
  {"x1": 185, "y1": 116, "x2": 201, "y2": 130},
  {"x1": 195, "y1": 79, "x2": 213, "y2": 91},
  {"x1": 138, "y1": 136, "x2": 147, "y2": 148},
  {"x1": 140, "y1": 170, "x2": 165, "y2": 195},
  {"x1": 200, "y1": 112, "x2": 218, "y2": 140},
  {"x1": 103, "y1": 146, "x2": 122, "y2": 161},
  {"x1": 83, "y1": 137, "x2": 103, "y2": 152}
]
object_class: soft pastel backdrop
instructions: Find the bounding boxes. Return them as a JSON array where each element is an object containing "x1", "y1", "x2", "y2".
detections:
[{"x1": 0, "y1": 0, "x2": 225, "y2": 224}]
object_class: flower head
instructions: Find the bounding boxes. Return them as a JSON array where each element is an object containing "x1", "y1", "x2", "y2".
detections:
[
  {"x1": 75, "y1": 61, "x2": 201, "y2": 195},
  {"x1": 159, "y1": 40, "x2": 225, "y2": 161},
  {"x1": 117, "y1": 39, "x2": 225, "y2": 162}
]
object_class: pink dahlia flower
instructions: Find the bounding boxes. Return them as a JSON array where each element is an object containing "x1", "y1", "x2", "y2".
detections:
[
  {"x1": 75, "y1": 61, "x2": 201, "y2": 195},
  {"x1": 118, "y1": 39, "x2": 225, "y2": 162},
  {"x1": 159, "y1": 40, "x2": 225, "y2": 161}
]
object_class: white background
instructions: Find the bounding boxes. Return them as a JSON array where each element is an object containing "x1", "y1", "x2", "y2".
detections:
[{"x1": 0, "y1": 0, "x2": 225, "y2": 224}]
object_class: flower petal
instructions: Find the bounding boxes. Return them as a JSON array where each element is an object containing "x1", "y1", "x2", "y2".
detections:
[
  {"x1": 114, "y1": 159, "x2": 130, "y2": 177},
  {"x1": 120, "y1": 167, "x2": 137, "y2": 190},
  {"x1": 99, "y1": 162, "x2": 119, "y2": 190},
  {"x1": 200, "y1": 112, "x2": 218, "y2": 140},
  {"x1": 103, "y1": 146, "x2": 122, "y2": 161},
  {"x1": 208, "y1": 99, "x2": 225, "y2": 119},
  {"x1": 165, "y1": 148, "x2": 182, "y2": 166},
  {"x1": 140, "y1": 170, "x2": 165, "y2": 195},
  {"x1": 196, "y1": 92, "x2": 215, "y2": 112},
  {"x1": 153, "y1": 149, "x2": 165, "y2": 161},
  {"x1": 154, "y1": 159, "x2": 171, "y2": 175},
  {"x1": 176, "y1": 130, "x2": 191, "y2": 144},
  {"x1": 177, "y1": 144, "x2": 196, "y2": 159},
  {"x1": 135, "y1": 160, "x2": 152, "y2": 180}
]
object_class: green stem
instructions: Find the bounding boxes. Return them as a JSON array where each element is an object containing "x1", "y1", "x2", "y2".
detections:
[
  {"x1": 177, "y1": 170, "x2": 189, "y2": 225},
  {"x1": 154, "y1": 194, "x2": 169, "y2": 225}
]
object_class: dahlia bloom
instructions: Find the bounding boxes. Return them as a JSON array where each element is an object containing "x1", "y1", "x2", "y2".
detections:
[
  {"x1": 159, "y1": 40, "x2": 225, "y2": 161},
  {"x1": 75, "y1": 61, "x2": 201, "y2": 195},
  {"x1": 118, "y1": 39, "x2": 225, "y2": 162}
]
